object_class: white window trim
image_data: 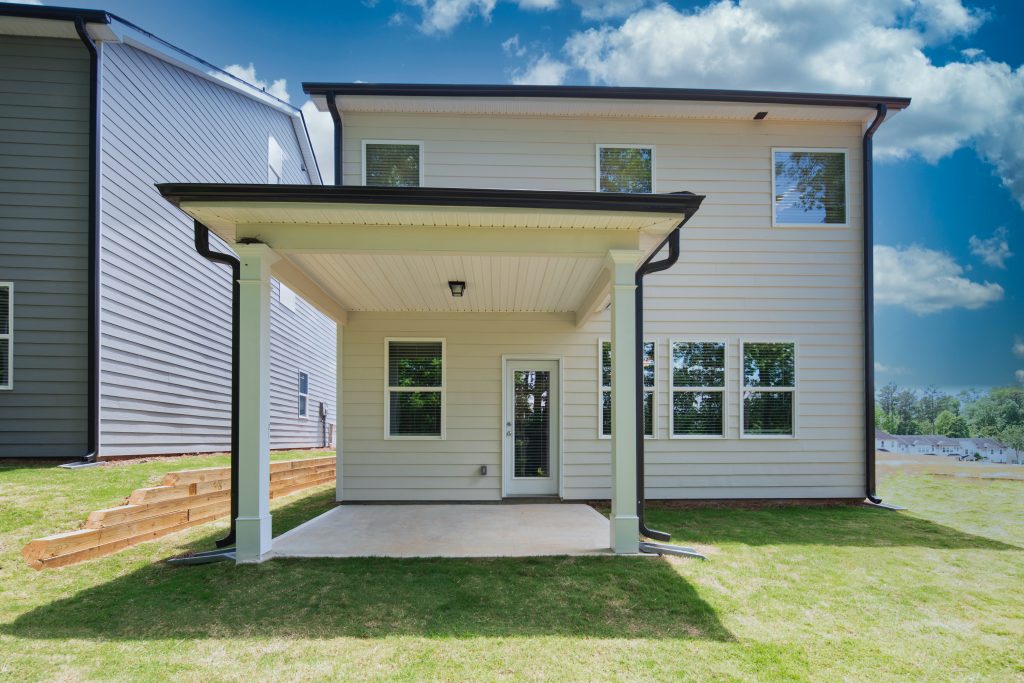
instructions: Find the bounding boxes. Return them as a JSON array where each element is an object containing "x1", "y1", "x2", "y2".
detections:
[
  {"x1": 598, "y1": 338, "x2": 657, "y2": 440},
  {"x1": 0, "y1": 282, "x2": 11, "y2": 391},
  {"x1": 384, "y1": 337, "x2": 446, "y2": 440},
  {"x1": 297, "y1": 371, "x2": 309, "y2": 419},
  {"x1": 770, "y1": 147, "x2": 849, "y2": 228},
  {"x1": 669, "y1": 339, "x2": 728, "y2": 440},
  {"x1": 596, "y1": 144, "x2": 656, "y2": 193},
  {"x1": 361, "y1": 139, "x2": 425, "y2": 187},
  {"x1": 739, "y1": 339, "x2": 799, "y2": 439}
]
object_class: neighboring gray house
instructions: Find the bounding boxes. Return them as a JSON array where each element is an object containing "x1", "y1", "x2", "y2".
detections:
[{"x1": 0, "y1": 4, "x2": 336, "y2": 458}]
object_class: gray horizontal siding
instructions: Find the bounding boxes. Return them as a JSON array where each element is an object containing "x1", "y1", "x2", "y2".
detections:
[
  {"x1": 98, "y1": 42, "x2": 334, "y2": 457},
  {"x1": 0, "y1": 36, "x2": 90, "y2": 458}
]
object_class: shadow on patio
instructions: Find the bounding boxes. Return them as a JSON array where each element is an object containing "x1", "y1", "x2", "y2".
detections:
[{"x1": 3, "y1": 491, "x2": 732, "y2": 642}]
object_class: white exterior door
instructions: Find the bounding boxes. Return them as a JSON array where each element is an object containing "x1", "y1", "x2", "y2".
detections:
[{"x1": 503, "y1": 359, "x2": 560, "y2": 496}]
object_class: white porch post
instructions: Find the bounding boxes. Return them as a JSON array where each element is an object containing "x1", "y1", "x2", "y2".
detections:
[
  {"x1": 235, "y1": 243, "x2": 279, "y2": 563},
  {"x1": 334, "y1": 321, "x2": 343, "y2": 501},
  {"x1": 607, "y1": 250, "x2": 643, "y2": 554}
]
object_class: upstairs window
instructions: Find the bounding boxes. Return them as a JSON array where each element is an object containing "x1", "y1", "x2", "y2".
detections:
[
  {"x1": 671, "y1": 341, "x2": 726, "y2": 438},
  {"x1": 772, "y1": 148, "x2": 847, "y2": 226},
  {"x1": 386, "y1": 339, "x2": 444, "y2": 438},
  {"x1": 363, "y1": 141, "x2": 423, "y2": 187},
  {"x1": 741, "y1": 341, "x2": 797, "y2": 437},
  {"x1": 597, "y1": 145, "x2": 654, "y2": 193},
  {"x1": 297, "y1": 371, "x2": 309, "y2": 418},
  {"x1": 0, "y1": 283, "x2": 11, "y2": 390},
  {"x1": 600, "y1": 340, "x2": 655, "y2": 438}
]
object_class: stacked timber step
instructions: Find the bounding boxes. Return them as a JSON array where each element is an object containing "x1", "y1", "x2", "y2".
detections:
[{"x1": 23, "y1": 456, "x2": 335, "y2": 570}]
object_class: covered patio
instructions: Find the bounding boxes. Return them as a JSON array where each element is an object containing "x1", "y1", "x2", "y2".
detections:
[{"x1": 157, "y1": 184, "x2": 703, "y2": 563}]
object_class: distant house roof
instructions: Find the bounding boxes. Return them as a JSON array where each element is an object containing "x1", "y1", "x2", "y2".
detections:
[{"x1": 875, "y1": 428, "x2": 893, "y2": 439}]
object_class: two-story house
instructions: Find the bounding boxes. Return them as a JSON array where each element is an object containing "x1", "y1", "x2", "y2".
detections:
[
  {"x1": 159, "y1": 83, "x2": 910, "y2": 560},
  {"x1": 0, "y1": 4, "x2": 337, "y2": 461}
]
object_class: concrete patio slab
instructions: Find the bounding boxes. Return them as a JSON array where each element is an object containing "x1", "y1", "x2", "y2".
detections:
[{"x1": 270, "y1": 504, "x2": 611, "y2": 558}]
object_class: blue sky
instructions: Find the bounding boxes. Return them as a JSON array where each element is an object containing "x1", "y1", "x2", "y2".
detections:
[{"x1": 38, "y1": 0, "x2": 1024, "y2": 393}]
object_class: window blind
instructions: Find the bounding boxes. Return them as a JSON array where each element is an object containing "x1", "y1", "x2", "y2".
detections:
[
  {"x1": 773, "y1": 150, "x2": 846, "y2": 225},
  {"x1": 513, "y1": 369, "x2": 551, "y2": 478},
  {"x1": 600, "y1": 340, "x2": 655, "y2": 437},
  {"x1": 599, "y1": 146, "x2": 653, "y2": 193},
  {"x1": 387, "y1": 340, "x2": 443, "y2": 437},
  {"x1": 365, "y1": 143, "x2": 421, "y2": 187},
  {"x1": 671, "y1": 341, "x2": 725, "y2": 437},
  {"x1": 0, "y1": 284, "x2": 10, "y2": 389},
  {"x1": 742, "y1": 342, "x2": 796, "y2": 436}
]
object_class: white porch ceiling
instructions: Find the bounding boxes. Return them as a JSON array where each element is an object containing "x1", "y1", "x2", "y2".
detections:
[{"x1": 290, "y1": 253, "x2": 605, "y2": 313}]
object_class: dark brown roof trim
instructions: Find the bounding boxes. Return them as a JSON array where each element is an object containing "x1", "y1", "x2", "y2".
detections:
[
  {"x1": 302, "y1": 82, "x2": 911, "y2": 111},
  {"x1": 0, "y1": 2, "x2": 110, "y2": 23},
  {"x1": 157, "y1": 184, "x2": 706, "y2": 215}
]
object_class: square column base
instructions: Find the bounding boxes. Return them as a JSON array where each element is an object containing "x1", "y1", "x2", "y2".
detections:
[
  {"x1": 235, "y1": 514, "x2": 273, "y2": 563},
  {"x1": 610, "y1": 514, "x2": 639, "y2": 554}
]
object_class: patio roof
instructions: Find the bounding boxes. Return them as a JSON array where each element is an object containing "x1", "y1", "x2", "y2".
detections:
[{"x1": 157, "y1": 184, "x2": 704, "y2": 325}]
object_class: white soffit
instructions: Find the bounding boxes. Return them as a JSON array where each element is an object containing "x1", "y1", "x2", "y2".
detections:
[
  {"x1": 290, "y1": 253, "x2": 605, "y2": 313},
  {"x1": 0, "y1": 16, "x2": 116, "y2": 40},
  {"x1": 317, "y1": 94, "x2": 881, "y2": 124}
]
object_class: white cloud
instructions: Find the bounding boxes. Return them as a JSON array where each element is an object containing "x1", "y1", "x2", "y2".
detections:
[
  {"x1": 7, "y1": 0, "x2": 44, "y2": 4},
  {"x1": 1013, "y1": 338, "x2": 1024, "y2": 358},
  {"x1": 502, "y1": 34, "x2": 527, "y2": 57},
  {"x1": 405, "y1": 0, "x2": 556, "y2": 34},
  {"x1": 512, "y1": 53, "x2": 571, "y2": 85},
  {"x1": 512, "y1": 0, "x2": 1024, "y2": 209},
  {"x1": 874, "y1": 244, "x2": 1004, "y2": 314},
  {"x1": 1016, "y1": 369, "x2": 1024, "y2": 385},
  {"x1": 875, "y1": 361, "x2": 908, "y2": 374},
  {"x1": 572, "y1": 0, "x2": 647, "y2": 20},
  {"x1": 969, "y1": 226, "x2": 1013, "y2": 268},
  {"x1": 220, "y1": 63, "x2": 290, "y2": 103},
  {"x1": 301, "y1": 100, "x2": 334, "y2": 184}
]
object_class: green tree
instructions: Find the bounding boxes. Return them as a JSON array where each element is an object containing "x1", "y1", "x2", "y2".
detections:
[{"x1": 935, "y1": 410, "x2": 969, "y2": 438}]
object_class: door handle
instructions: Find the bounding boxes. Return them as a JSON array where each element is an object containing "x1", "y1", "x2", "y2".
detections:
[{"x1": 506, "y1": 430, "x2": 512, "y2": 436}]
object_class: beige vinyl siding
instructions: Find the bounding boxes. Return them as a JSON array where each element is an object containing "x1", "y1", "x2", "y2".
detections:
[{"x1": 340, "y1": 112, "x2": 865, "y2": 500}]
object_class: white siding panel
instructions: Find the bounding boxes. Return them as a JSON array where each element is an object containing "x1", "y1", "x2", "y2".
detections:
[
  {"x1": 339, "y1": 112, "x2": 866, "y2": 500},
  {"x1": 98, "y1": 43, "x2": 335, "y2": 456}
]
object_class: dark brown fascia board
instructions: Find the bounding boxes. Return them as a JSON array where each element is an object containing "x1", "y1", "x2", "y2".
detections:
[
  {"x1": 0, "y1": 2, "x2": 110, "y2": 23},
  {"x1": 301, "y1": 82, "x2": 911, "y2": 111},
  {"x1": 156, "y1": 184, "x2": 706, "y2": 215}
]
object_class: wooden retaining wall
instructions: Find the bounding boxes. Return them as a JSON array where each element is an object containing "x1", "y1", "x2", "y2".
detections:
[{"x1": 22, "y1": 456, "x2": 336, "y2": 570}]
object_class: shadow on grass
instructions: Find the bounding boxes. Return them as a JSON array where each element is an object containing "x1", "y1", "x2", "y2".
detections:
[
  {"x1": 4, "y1": 491, "x2": 731, "y2": 642},
  {"x1": 643, "y1": 504, "x2": 1021, "y2": 551}
]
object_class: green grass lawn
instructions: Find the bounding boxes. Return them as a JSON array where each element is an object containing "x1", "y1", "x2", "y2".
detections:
[{"x1": 1, "y1": 454, "x2": 1021, "y2": 682}]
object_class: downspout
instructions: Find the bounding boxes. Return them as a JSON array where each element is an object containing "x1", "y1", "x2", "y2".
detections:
[
  {"x1": 635, "y1": 226, "x2": 682, "y2": 542},
  {"x1": 65, "y1": 17, "x2": 101, "y2": 467},
  {"x1": 326, "y1": 91, "x2": 342, "y2": 186},
  {"x1": 863, "y1": 104, "x2": 887, "y2": 504},
  {"x1": 193, "y1": 221, "x2": 240, "y2": 548}
]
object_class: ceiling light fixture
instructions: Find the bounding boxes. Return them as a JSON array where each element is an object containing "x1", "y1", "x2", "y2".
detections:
[{"x1": 448, "y1": 280, "x2": 466, "y2": 297}]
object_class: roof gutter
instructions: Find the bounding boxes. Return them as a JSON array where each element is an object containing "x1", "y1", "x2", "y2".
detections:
[
  {"x1": 193, "y1": 221, "x2": 240, "y2": 548},
  {"x1": 863, "y1": 104, "x2": 888, "y2": 504},
  {"x1": 61, "y1": 15, "x2": 104, "y2": 468}
]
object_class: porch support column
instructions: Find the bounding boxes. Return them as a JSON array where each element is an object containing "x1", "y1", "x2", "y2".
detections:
[
  {"x1": 607, "y1": 250, "x2": 644, "y2": 554},
  {"x1": 335, "y1": 322, "x2": 343, "y2": 501},
  {"x1": 235, "y1": 243, "x2": 279, "y2": 563}
]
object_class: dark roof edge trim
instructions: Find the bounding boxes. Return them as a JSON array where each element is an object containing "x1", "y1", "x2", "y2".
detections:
[
  {"x1": 302, "y1": 83, "x2": 911, "y2": 111},
  {"x1": 0, "y1": 2, "x2": 110, "y2": 23},
  {"x1": 157, "y1": 183, "x2": 705, "y2": 215}
]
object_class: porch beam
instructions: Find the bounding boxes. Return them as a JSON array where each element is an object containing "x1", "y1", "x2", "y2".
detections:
[
  {"x1": 574, "y1": 270, "x2": 610, "y2": 328},
  {"x1": 235, "y1": 243, "x2": 279, "y2": 563},
  {"x1": 607, "y1": 249, "x2": 644, "y2": 554},
  {"x1": 271, "y1": 257, "x2": 349, "y2": 325},
  {"x1": 235, "y1": 224, "x2": 642, "y2": 257}
]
